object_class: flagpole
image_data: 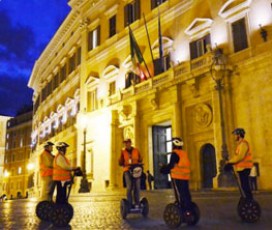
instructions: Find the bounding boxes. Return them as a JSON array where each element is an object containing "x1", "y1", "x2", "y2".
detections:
[
  {"x1": 143, "y1": 13, "x2": 154, "y2": 63},
  {"x1": 158, "y1": 4, "x2": 164, "y2": 73}
]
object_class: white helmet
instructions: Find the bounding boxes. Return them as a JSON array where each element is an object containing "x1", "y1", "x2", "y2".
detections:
[
  {"x1": 172, "y1": 137, "x2": 184, "y2": 147},
  {"x1": 56, "y1": 142, "x2": 69, "y2": 150}
]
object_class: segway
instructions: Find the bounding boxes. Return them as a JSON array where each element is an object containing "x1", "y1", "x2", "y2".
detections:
[
  {"x1": 120, "y1": 164, "x2": 149, "y2": 219},
  {"x1": 225, "y1": 164, "x2": 261, "y2": 223},
  {"x1": 163, "y1": 179, "x2": 200, "y2": 228},
  {"x1": 36, "y1": 168, "x2": 83, "y2": 227}
]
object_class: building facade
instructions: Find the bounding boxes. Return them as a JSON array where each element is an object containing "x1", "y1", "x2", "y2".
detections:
[
  {"x1": 0, "y1": 115, "x2": 11, "y2": 196},
  {"x1": 2, "y1": 111, "x2": 32, "y2": 199},
  {"x1": 28, "y1": 0, "x2": 272, "y2": 193}
]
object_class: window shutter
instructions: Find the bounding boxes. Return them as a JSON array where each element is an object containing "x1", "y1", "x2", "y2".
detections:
[
  {"x1": 135, "y1": 0, "x2": 141, "y2": 21},
  {"x1": 124, "y1": 4, "x2": 129, "y2": 27},
  {"x1": 97, "y1": 26, "x2": 101, "y2": 46},
  {"x1": 151, "y1": 0, "x2": 156, "y2": 9},
  {"x1": 204, "y1": 34, "x2": 211, "y2": 53},
  {"x1": 190, "y1": 42, "x2": 197, "y2": 59},
  {"x1": 88, "y1": 31, "x2": 93, "y2": 51},
  {"x1": 232, "y1": 18, "x2": 248, "y2": 52}
]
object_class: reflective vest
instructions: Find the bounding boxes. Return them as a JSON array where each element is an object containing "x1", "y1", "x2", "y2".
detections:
[
  {"x1": 39, "y1": 150, "x2": 54, "y2": 177},
  {"x1": 234, "y1": 140, "x2": 253, "y2": 169},
  {"x1": 121, "y1": 148, "x2": 141, "y2": 172},
  {"x1": 53, "y1": 153, "x2": 71, "y2": 181},
  {"x1": 170, "y1": 149, "x2": 190, "y2": 180}
]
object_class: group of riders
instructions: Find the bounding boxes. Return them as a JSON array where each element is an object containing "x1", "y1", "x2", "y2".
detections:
[{"x1": 39, "y1": 127, "x2": 256, "y2": 223}]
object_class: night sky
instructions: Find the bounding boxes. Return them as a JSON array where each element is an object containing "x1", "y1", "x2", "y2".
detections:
[{"x1": 0, "y1": 0, "x2": 70, "y2": 117}]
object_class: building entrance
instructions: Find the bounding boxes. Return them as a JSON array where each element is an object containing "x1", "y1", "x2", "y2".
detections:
[
  {"x1": 152, "y1": 125, "x2": 172, "y2": 189},
  {"x1": 200, "y1": 144, "x2": 217, "y2": 189}
]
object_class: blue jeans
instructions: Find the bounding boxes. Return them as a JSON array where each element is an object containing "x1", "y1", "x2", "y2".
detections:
[{"x1": 124, "y1": 171, "x2": 141, "y2": 206}]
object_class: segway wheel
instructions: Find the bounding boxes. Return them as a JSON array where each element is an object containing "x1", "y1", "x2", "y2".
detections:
[
  {"x1": 120, "y1": 199, "x2": 129, "y2": 219},
  {"x1": 140, "y1": 197, "x2": 149, "y2": 217},
  {"x1": 35, "y1": 201, "x2": 54, "y2": 221},
  {"x1": 237, "y1": 199, "x2": 261, "y2": 223},
  {"x1": 163, "y1": 203, "x2": 182, "y2": 229},
  {"x1": 184, "y1": 202, "x2": 200, "y2": 226},
  {"x1": 51, "y1": 203, "x2": 74, "y2": 227}
]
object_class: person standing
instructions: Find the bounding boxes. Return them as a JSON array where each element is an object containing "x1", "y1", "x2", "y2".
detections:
[
  {"x1": 118, "y1": 138, "x2": 142, "y2": 208},
  {"x1": 226, "y1": 128, "x2": 254, "y2": 200},
  {"x1": 147, "y1": 170, "x2": 154, "y2": 190},
  {"x1": 39, "y1": 141, "x2": 55, "y2": 201},
  {"x1": 160, "y1": 137, "x2": 192, "y2": 209},
  {"x1": 53, "y1": 142, "x2": 79, "y2": 204}
]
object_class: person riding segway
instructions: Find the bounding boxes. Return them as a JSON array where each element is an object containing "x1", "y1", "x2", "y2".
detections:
[
  {"x1": 118, "y1": 138, "x2": 149, "y2": 219},
  {"x1": 225, "y1": 128, "x2": 261, "y2": 223},
  {"x1": 50, "y1": 142, "x2": 82, "y2": 227},
  {"x1": 36, "y1": 141, "x2": 56, "y2": 221},
  {"x1": 160, "y1": 137, "x2": 200, "y2": 228}
]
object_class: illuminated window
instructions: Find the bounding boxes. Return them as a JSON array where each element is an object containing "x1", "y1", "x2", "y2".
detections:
[
  {"x1": 18, "y1": 167, "x2": 22, "y2": 174},
  {"x1": 88, "y1": 26, "x2": 101, "y2": 51},
  {"x1": 231, "y1": 18, "x2": 248, "y2": 52},
  {"x1": 189, "y1": 34, "x2": 211, "y2": 59},
  {"x1": 124, "y1": 0, "x2": 140, "y2": 27}
]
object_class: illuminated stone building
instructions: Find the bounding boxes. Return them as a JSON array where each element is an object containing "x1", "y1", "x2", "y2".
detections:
[
  {"x1": 0, "y1": 115, "x2": 11, "y2": 196},
  {"x1": 2, "y1": 111, "x2": 32, "y2": 199},
  {"x1": 28, "y1": 0, "x2": 272, "y2": 193}
]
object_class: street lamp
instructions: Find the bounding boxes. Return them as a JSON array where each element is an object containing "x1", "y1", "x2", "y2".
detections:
[
  {"x1": 210, "y1": 48, "x2": 235, "y2": 187},
  {"x1": 78, "y1": 110, "x2": 90, "y2": 193}
]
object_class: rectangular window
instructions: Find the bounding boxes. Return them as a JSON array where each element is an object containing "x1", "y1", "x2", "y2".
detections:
[
  {"x1": 125, "y1": 72, "x2": 140, "y2": 88},
  {"x1": 69, "y1": 54, "x2": 76, "y2": 74},
  {"x1": 190, "y1": 34, "x2": 211, "y2": 59},
  {"x1": 60, "y1": 64, "x2": 67, "y2": 82},
  {"x1": 109, "y1": 15, "x2": 116, "y2": 37},
  {"x1": 88, "y1": 26, "x2": 101, "y2": 51},
  {"x1": 53, "y1": 72, "x2": 59, "y2": 91},
  {"x1": 109, "y1": 81, "x2": 116, "y2": 96},
  {"x1": 124, "y1": 0, "x2": 140, "y2": 27},
  {"x1": 87, "y1": 90, "x2": 98, "y2": 112},
  {"x1": 151, "y1": 0, "x2": 167, "y2": 10},
  {"x1": 232, "y1": 18, "x2": 248, "y2": 52}
]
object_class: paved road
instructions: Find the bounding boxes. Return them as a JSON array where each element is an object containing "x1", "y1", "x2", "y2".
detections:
[{"x1": 0, "y1": 190, "x2": 271, "y2": 230}]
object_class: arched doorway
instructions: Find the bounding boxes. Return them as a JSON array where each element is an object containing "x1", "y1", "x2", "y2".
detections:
[{"x1": 200, "y1": 144, "x2": 217, "y2": 189}]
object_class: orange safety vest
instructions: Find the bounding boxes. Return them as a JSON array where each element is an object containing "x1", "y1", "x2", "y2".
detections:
[
  {"x1": 170, "y1": 149, "x2": 191, "y2": 180},
  {"x1": 234, "y1": 139, "x2": 253, "y2": 169},
  {"x1": 39, "y1": 150, "x2": 54, "y2": 177},
  {"x1": 53, "y1": 153, "x2": 71, "y2": 181},
  {"x1": 121, "y1": 148, "x2": 141, "y2": 172}
]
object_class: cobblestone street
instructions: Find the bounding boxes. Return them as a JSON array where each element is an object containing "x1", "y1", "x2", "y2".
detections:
[{"x1": 0, "y1": 190, "x2": 272, "y2": 230}]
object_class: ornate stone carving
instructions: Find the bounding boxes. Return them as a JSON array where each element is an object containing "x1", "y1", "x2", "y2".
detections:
[
  {"x1": 123, "y1": 126, "x2": 134, "y2": 140},
  {"x1": 194, "y1": 103, "x2": 212, "y2": 128},
  {"x1": 150, "y1": 98, "x2": 158, "y2": 110}
]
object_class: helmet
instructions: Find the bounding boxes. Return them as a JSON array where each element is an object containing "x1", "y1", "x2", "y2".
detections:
[
  {"x1": 232, "y1": 128, "x2": 245, "y2": 136},
  {"x1": 172, "y1": 137, "x2": 184, "y2": 147},
  {"x1": 56, "y1": 142, "x2": 69, "y2": 150},
  {"x1": 44, "y1": 141, "x2": 54, "y2": 148},
  {"x1": 123, "y1": 138, "x2": 132, "y2": 143}
]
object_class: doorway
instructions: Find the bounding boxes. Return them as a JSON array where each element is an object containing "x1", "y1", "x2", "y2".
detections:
[
  {"x1": 152, "y1": 125, "x2": 172, "y2": 189},
  {"x1": 201, "y1": 144, "x2": 217, "y2": 189}
]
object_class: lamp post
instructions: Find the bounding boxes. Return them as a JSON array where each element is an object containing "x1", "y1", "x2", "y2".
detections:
[
  {"x1": 210, "y1": 48, "x2": 235, "y2": 187},
  {"x1": 78, "y1": 111, "x2": 90, "y2": 193}
]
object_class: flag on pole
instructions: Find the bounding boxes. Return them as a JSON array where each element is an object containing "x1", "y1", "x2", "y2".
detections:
[{"x1": 128, "y1": 26, "x2": 147, "y2": 80}]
